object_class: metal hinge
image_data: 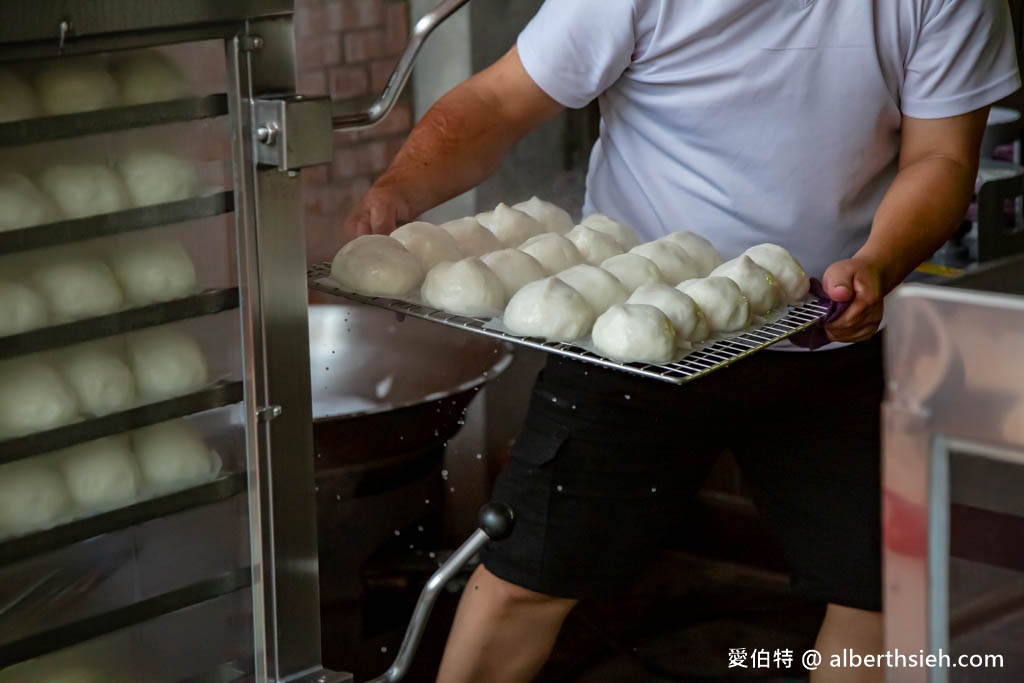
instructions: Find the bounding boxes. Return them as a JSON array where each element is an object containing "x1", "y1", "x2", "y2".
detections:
[{"x1": 254, "y1": 95, "x2": 333, "y2": 171}]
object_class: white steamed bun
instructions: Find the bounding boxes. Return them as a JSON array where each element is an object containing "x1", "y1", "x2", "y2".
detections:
[
  {"x1": 627, "y1": 285, "x2": 709, "y2": 343},
  {"x1": 503, "y1": 277, "x2": 595, "y2": 342},
  {"x1": 512, "y1": 197, "x2": 574, "y2": 234},
  {"x1": 330, "y1": 235, "x2": 424, "y2": 298},
  {"x1": 593, "y1": 304, "x2": 676, "y2": 363},
  {"x1": 0, "y1": 458, "x2": 70, "y2": 536},
  {"x1": 711, "y1": 255, "x2": 783, "y2": 316},
  {"x1": 579, "y1": 214, "x2": 640, "y2": 250},
  {"x1": 117, "y1": 151, "x2": 199, "y2": 208},
  {"x1": 476, "y1": 203, "x2": 544, "y2": 247},
  {"x1": 34, "y1": 58, "x2": 119, "y2": 115},
  {"x1": 630, "y1": 241, "x2": 703, "y2": 285},
  {"x1": 0, "y1": 280, "x2": 48, "y2": 336},
  {"x1": 38, "y1": 163, "x2": 130, "y2": 219},
  {"x1": 0, "y1": 359, "x2": 79, "y2": 439},
  {"x1": 743, "y1": 243, "x2": 810, "y2": 303},
  {"x1": 111, "y1": 50, "x2": 189, "y2": 105},
  {"x1": 600, "y1": 253, "x2": 666, "y2": 292},
  {"x1": 0, "y1": 171, "x2": 60, "y2": 230},
  {"x1": 56, "y1": 436, "x2": 140, "y2": 512},
  {"x1": 126, "y1": 328, "x2": 209, "y2": 401},
  {"x1": 519, "y1": 233, "x2": 583, "y2": 274},
  {"x1": 480, "y1": 249, "x2": 548, "y2": 298},
  {"x1": 30, "y1": 257, "x2": 124, "y2": 321},
  {"x1": 566, "y1": 225, "x2": 624, "y2": 265},
  {"x1": 391, "y1": 221, "x2": 462, "y2": 271},
  {"x1": 107, "y1": 238, "x2": 198, "y2": 305},
  {"x1": 440, "y1": 217, "x2": 502, "y2": 257},
  {"x1": 421, "y1": 258, "x2": 506, "y2": 317},
  {"x1": 677, "y1": 277, "x2": 752, "y2": 333},
  {"x1": 56, "y1": 341, "x2": 136, "y2": 417},
  {"x1": 660, "y1": 231, "x2": 722, "y2": 276},
  {"x1": 556, "y1": 264, "x2": 629, "y2": 316},
  {"x1": 133, "y1": 419, "x2": 220, "y2": 493}
]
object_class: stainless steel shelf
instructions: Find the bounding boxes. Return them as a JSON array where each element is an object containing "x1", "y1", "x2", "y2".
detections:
[
  {"x1": 0, "y1": 94, "x2": 229, "y2": 147},
  {"x1": 0, "y1": 287, "x2": 240, "y2": 361},
  {"x1": 0, "y1": 472, "x2": 247, "y2": 566},
  {"x1": 0, "y1": 568, "x2": 251, "y2": 668},
  {"x1": 0, "y1": 191, "x2": 234, "y2": 256},
  {"x1": 310, "y1": 263, "x2": 831, "y2": 385},
  {"x1": 0, "y1": 381, "x2": 245, "y2": 466}
]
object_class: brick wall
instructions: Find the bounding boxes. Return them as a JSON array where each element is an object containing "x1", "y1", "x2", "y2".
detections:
[{"x1": 295, "y1": 0, "x2": 414, "y2": 265}]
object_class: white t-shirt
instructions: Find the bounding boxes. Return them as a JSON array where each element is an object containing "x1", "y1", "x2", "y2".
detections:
[{"x1": 518, "y1": 0, "x2": 1020, "y2": 282}]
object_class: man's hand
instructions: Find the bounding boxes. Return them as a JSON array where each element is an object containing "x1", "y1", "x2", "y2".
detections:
[
  {"x1": 342, "y1": 184, "x2": 411, "y2": 240},
  {"x1": 821, "y1": 257, "x2": 885, "y2": 343}
]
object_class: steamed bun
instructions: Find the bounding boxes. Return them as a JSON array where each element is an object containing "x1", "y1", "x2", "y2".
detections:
[
  {"x1": 56, "y1": 341, "x2": 136, "y2": 417},
  {"x1": 512, "y1": 197, "x2": 574, "y2": 234},
  {"x1": 579, "y1": 214, "x2": 640, "y2": 250},
  {"x1": 0, "y1": 171, "x2": 60, "y2": 231},
  {"x1": 0, "y1": 280, "x2": 48, "y2": 336},
  {"x1": 421, "y1": 258, "x2": 507, "y2": 317},
  {"x1": 480, "y1": 249, "x2": 547, "y2": 298},
  {"x1": 710, "y1": 255, "x2": 783, "y2": 316},
  {"x1": 519, "y1": 233, "x2": 583, "y2": 274},
  {"x1": 34, "y1": 58, "x2": 119, "y2": 115},
  {"x1": 566, "y1": 225, "x2": 624, "y2": 265},
  {"x1": 126, "y1": 328, "x2": 209, "y2": 400},
  {"x1": 476, "y1": 203, "x2": 544, "y2": 247},
  {"x1": 600, "y1": 253, "x2": 665, "y2": 292},
  {"x1": 117, "y1": 151, "x2": 199, "y2": 208},
  {"x1": 660, "y1": 231, "x2": 722, "y2": 276},
  {"x1": 677, "y1": 277, "x2": 751, "y2": 333},
  {"x1": 441, "y1": 217, "x2": 502, "y2": 257},
  {"x1": 627, "y1": 285, "x2": 709, "y2": 343},
  {"x1": 743, "y1": 243, "x2": 810, "y2": 303},
  {"x1": 107, "y1": 238, "x2": 198, "y2": 305},
  {"x1": 556, "y1": 264, "x2": 629, "y2": 316},
  {"x1": 0, "y1": 458, "x2": 70, "y2": 536},
  {"x1": 0, "y1": 68, "x2": 38, "y2": 122},
  {"x1": 592, "y1": 304, "x2": 676, "y2": 364},
  {"x1": 38, "y1": 163, "x2": 130, "y2": 219},
  {"x1": 111, "y1": 50, "x2": 189, "y2": 105},
  {"x1": 391, "y1": 221, "x2": 462, "y2": 271},
  {"x1": 0, "y1": 359, "x2": 79, "y2": 439},
  {"x1": 630, "y1": 241, "x2": 703, "y2": 285},
  {"x1": 503, "y1": 277, "x2": 595, "y2": 342},
  {"x1": 133, "y1": 420, "x2": 219, "y2": 493},
  {"x1": 56, "y1": 436, "x2": 140, "y2": 512},
  {"x1": 330, "y1": 235, "x2": 425, "y2": 298},
  {"x1": 30, "y1": 257, "x2": 125, "y2": 321}
]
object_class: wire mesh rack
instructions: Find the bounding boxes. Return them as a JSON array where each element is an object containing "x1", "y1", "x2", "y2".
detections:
[{"x1": 309, "y1": 263, "x2": 832, "y2": 385}]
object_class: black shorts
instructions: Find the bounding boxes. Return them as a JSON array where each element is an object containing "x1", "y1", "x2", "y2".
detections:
[{"x1": 480, "y1": 336, "x2": 883, "y2": 611}]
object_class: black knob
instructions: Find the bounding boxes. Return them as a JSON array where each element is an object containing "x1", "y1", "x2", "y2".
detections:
[{"x1": 478, "y1": 502, "x2": 515, "y2": 540}]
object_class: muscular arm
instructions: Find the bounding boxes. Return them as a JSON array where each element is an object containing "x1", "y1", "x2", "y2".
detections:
[
  {"x1": 824, "y1": 108, "x2": 989, "y2": 342},
  {"x1": 345, "y1": 47, "x2": 564, "y2": 236}
]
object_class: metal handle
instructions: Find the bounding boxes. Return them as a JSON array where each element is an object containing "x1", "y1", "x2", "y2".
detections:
[
  {"x1": 332, "y1": 0, "x2": 472, "y2": 132},
  {"x1": 366, "y1": 503, "x2": 515, "y2": 683}
]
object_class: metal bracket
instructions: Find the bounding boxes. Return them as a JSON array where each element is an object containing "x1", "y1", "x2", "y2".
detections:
[
  {"x1": 257, "y1": 404, "x2": 283, "y2": 422},
  {"x1": 254, "y1": 96, "x2": 334, "y2": 171},
  {"x1": 240, "y1": 34, "x2": 265, "y2": 51}
]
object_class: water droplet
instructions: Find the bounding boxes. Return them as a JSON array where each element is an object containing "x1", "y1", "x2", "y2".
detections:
[
  {"x1": 475, "y1": 453, "x2": 483, "y2": 460},
  {"x1": 335, "y1": 494, "x2": 341, "y2": 501},
  {"x1": 441, "y1": 469, "x2": 449, "y2": 480},
  {"x1": 624, "y1": 394, "x2": 631, "y2": 400},
  {"x1": 651, "y1": 487, "x2": 657, "y2": 493},
  {"x1": 424, "y1": 499, "x2": 430, "y2": 505},
  {"x1": 428, "y1": 551, "x2": 436, "y2": 559},
  {"x1": 571, "y1": 404, "x2": 576, "y2": 410},
  {"x1": 556, "y1": 485, "x2": 563, "y2": 492},
  {"x1": 551, "y1": 397, "x2": 557, "y2": 403},
  {"x1": 381, "y1": 646, "x2": 388, "y2": 653},
  {"x1": 409, "y1": 544, "x2": 414, "y2": 550},
  {"x1": 417, "y1": 525, "x2": 424, "y2": 532},
  {"x1": 394, "y1": 529, "x2": 400, "y2": 536}
]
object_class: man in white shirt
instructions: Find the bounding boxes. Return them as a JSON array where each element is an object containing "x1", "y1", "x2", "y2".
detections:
[{"x1": 344, "y1": 1, "x2": 1020, "y2": 681}]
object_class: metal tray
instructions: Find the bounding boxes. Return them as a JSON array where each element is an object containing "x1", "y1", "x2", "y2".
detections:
[
  {"x1": 309, "y1": 263, "x2": 832, "y2": 385},
  {"x1": 0, "y1": 191, "x2": 233, "y2": 256},
  {"x1": 0, "y1": 287, "x2": 240, "y2": 361}
]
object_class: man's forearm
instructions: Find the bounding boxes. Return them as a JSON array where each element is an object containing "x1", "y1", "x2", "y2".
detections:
[{"x1": 856, "y1": 154, "x2": 978, "y2": 293}]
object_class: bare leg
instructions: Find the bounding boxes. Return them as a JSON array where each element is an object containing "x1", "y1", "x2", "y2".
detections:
[
  {"x1": 811, "y1": 603, "x2": 884, "y2": 683},
  {"x1": 436, "y1": 565, "x2": 577, "y2": 683}
]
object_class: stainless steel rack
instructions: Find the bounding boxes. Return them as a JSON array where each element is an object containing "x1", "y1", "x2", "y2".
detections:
[{"x1": 309, "y1": 263, "x2": 832, "y2": 385}]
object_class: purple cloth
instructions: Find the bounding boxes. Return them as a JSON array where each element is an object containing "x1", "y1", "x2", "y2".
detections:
[{"x1": 788, "y1": 278, "x2": 851, "y2": 350}]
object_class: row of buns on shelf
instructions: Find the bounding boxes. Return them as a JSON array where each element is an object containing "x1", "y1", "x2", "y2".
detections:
[{"x1": 330, "y1": 197, "x2": 810, "y2": 363}]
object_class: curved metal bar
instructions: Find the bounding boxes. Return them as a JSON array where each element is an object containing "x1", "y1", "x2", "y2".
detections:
[{"x1": 332, "y1": 0, "x2": 472, "y2": 132}]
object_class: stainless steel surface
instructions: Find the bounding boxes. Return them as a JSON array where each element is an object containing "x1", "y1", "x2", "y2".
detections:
[
  {"x1": 0, "y1": 1, "x2": 291, "y2": 46},
  {"x1": 332, "y1": 0, "x2": 472, "y2": 131},
  {"x1": 255, "y1": 96, "x2": 334, "y2": 170},
  {"x1": 309, "y1": 264, "x2": 830, "y2": 385},
  {"x1": 883, "y1": 255, "x2": 1024, "y2": 683},
  {"x1": 308, "y1": 302, "x2": 513, "y2": 421}
]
